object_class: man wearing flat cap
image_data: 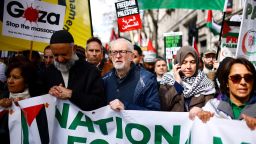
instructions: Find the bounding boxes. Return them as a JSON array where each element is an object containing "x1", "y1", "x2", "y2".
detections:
[
  {"x1": 42, "y1": 30, "x2": 106, "y2": 111},
  {"x1": 202, "y1": 49, "x2": 219, "y2": 74},
  {"x1": 202, "y1": 49, "x2": 219, "y2": 80}
]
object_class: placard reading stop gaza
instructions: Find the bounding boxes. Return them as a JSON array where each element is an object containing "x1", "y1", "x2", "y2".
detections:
[
  {"x1": 2, "y1": 0, "x2": 65, "y2": 43},
  {"x1": 115, "y1": 0, "x2": 142, "y2": 32}
]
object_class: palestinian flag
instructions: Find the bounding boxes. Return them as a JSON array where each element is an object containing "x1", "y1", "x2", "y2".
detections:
[
  {"x1": 110, "y1": 28, "x2": 118, "y2": 42},
  {"x1": 105, "y1": 28, "x2": 119, "y2": 50},
  {"x1": 193, "y1": 36, "x2": 199, "y2": 56},
  {"x1": 8, "y1": 103, "x2": 22, "y2": 144},
  {"x1": 147, "y1": 38, "x2": 157, "y2": 53},
  {"x1": 8, "y1": 95, "x2": 56, "y2": 144},
  {"x1": 206, "y1": 10, "x2": 221, "y2": 35}
]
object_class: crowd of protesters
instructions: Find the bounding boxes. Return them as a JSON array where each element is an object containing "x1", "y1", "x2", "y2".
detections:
[{"x1": 0, "y1": 30, "x2": 256, "y2": 142}]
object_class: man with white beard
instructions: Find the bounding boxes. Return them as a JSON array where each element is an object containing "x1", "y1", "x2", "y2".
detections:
[
  {"x1": 102, "y1": 38, "x2": 160, "y2": 111},
  {"x1": 42, "y1": 30, "x2": 106, "y2": 111}
]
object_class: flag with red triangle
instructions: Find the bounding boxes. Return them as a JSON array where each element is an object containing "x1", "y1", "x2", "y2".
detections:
[
  {"x1": 8, "y1": 95, "x2": 57, "y2": 144},
  {"x1": 147, "y1": 38, "x2": 157, "y2": 53},
  {"x1": 222, "y1": 21, "x2": 231, "y2": 35},
  {"x1": 193, "y1": 36, "x2": 199, "y2": 56},
  {"x1": 22, "y1": 104, "x2": 44, "y2": 126},
  {"x1": 206, "y1": 10, "x2": 221, "y2": 35},
  {"x1": 106, "y1": 28, "x2": 118, "y2": 51},
  {"x1": 105, "y1": 43, "x2": 109, "y2": 51},
  {"x1": 110, "y1": 28, "x2": 118, "y2": 42}
]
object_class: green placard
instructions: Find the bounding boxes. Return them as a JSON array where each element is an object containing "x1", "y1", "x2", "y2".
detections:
[
  {"x1": 163, "y1": 32, "x2": 182, "y2": 71},
  {"x1": 165, "y1": 35, "x2": 182, "y2": 48}
]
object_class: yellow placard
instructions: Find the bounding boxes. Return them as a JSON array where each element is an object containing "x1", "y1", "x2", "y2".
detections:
[{"x1": 0, "y1": 0, "x2": 92, "y2": 52}]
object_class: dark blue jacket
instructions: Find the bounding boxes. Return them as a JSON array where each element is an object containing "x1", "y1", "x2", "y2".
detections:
[{"x1": 103, "y1": 65, "x2": 160, "y2": 110}]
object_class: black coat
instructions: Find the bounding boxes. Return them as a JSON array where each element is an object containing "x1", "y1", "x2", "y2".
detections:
[{"x1": 41, "y1": 59, "x2": 107, "y2": 111}]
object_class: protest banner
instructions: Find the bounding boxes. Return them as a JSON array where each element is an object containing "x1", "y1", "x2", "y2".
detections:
[
  {"x1": 1, "y1": 95, "x2": 255, "y2": 144},
  {"x1": 163, "y1": 32, "x2": 182, "y2": 70},
  {"x1": 115, "y1": 0, "x2": 142, "y2": 32},
  {"x1": 3, "y1": 0, "x2": 65, "y2": 43},
  {"x1": 236, "y1": 0, "x2": 256, "y2": 66},
  {"x1": 190, "y1": 118, "x2": 256, "y2": 144},
  {"x1": 220, "y1": 21, "x2": 240, "y2": 61},
  {"x1": 0, "y1": 0, "x2": 92, "y2": 52}
]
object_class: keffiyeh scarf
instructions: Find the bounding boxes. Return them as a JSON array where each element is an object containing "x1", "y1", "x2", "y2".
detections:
[{"x1": 161, "y1": 70, "x2": 215, "y2": 98}]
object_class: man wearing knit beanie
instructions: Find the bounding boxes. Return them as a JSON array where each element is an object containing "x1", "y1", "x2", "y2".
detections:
[{"x1": 41, "y1": 30, "x2": 107, "y2": 111}]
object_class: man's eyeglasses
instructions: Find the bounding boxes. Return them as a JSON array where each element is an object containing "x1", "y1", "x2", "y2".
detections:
[
  {"x1": 44, "y1": 56, "x2": 54, "y2": 59},
  {"x1": 228, "y1": 74, "x2": 254, "y2": 83},
  {"x1": 110, "y1": 50, "x2": 131, "y2": 56}
]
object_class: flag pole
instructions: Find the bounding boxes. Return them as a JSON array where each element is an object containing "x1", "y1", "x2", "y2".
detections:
[
  {"x1": 29, "y1": 41, "x2": 33, "y2": 61},
  {"x1": 216, "y1": 12, "x2": 226, "y2": 60},
  {"x1": 88, "y1": 0, "x2": 94, "y2": 36},
  {"x1": 130, "y1": 31, "x2": 134, "y2": 44},
  {"x1": 138, "y1": 30, "x2": 142, "y2": 46}
]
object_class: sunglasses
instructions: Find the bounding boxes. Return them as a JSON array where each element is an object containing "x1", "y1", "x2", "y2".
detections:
[{"x1": 228, "y1": 74, "x2": 254, "y2": 83}]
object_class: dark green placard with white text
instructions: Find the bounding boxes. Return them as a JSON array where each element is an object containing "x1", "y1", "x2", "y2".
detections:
[{"x1": 164, "y1": 32, "x2": 182, "y2": 70}]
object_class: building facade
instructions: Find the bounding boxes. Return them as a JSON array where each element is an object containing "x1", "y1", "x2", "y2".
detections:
[{"x1": 141, "y1": 0, "x2": 244, "y2": 57}]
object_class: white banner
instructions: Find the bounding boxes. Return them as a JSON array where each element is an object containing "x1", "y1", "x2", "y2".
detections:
[
  {"x1": 2, "y1": 0, "x2": 65, "y2": 43},
  {"x1": 237, "y1": 0, "x2": 256, "y2": 66},
  {"x1": 1, "y1": 95, "x2": 256, "y2": 144}
]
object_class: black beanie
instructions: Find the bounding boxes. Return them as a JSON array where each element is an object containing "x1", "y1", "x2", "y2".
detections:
[{"x1": 50, "y1": 30, "x2": 74, "y2": 44}]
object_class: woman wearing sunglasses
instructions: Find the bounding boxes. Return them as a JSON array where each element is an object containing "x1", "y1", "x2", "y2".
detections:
[{"x1": 189, "y1": 57, "x2": 256, "y2": 130}]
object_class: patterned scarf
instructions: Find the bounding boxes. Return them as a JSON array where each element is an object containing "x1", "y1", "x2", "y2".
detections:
[{"x1": 161, "y1": 70, "x2": 215, "y2": 98}]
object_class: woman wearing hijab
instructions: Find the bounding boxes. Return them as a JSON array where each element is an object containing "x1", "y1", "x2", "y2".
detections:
[{"x1": 159, "y1": 46, "x2": 216, "y2": 111}]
